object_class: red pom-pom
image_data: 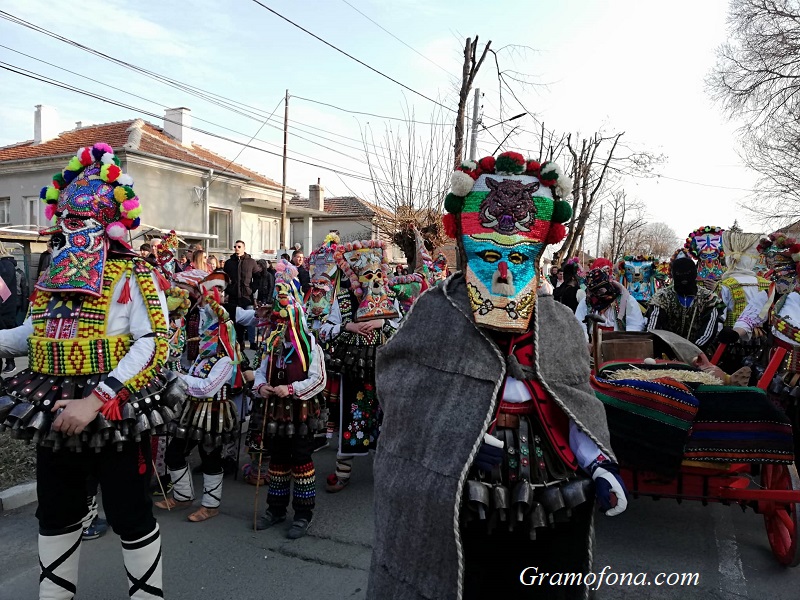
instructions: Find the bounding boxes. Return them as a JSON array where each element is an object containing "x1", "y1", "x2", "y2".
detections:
[
  {"x1": 789, "y1": 244, "x2": 800, "y2": 255},
  {"x1": 545, "y1": 223, "x2": 566, "y2": 245},
  {"x1": 442, "y1": 213, "x2": 458, "y2": 238},
  {"x1": 478, "y1": 156, "x2": 496, "y2": 172},
  {"x1": 79, "y1": 147, "x2": 94, "y2": 165},
  {"x1": 539, "y1": 178, "x2": 556, "y2": 187},
  {"x1": 525, "y1": 160, "x2": 541, "y2": 175}
]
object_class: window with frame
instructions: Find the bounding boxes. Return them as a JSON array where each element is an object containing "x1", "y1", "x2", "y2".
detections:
[
  {"x1": 209, "y1": 208, "x2": 232, "y2": 251},
  {"x1": 259, "y1": 217, "x2": 279, "y2": 253},
  {"x1": 25, "y1": 196, "x2": 46, "y2": 227},
  {"x1": 0, "y1": 197, "x2": 10, "y2": 226}
]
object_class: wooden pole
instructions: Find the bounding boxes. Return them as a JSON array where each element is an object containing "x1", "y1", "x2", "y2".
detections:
[{"x1": 280, "y1": 89, "x2": 289, "y2": 251}]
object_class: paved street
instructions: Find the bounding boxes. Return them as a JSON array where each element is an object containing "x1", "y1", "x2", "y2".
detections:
[{"x1": 2, "y1": 445, "x2": 800, "y2": 599}]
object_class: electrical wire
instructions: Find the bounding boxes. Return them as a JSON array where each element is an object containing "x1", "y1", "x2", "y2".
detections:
[{"x1": 247, "y1": 0, "x2": 458, "y2": 114}]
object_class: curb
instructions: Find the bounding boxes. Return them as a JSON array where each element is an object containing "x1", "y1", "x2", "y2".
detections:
[{"x1": 0, "y1": 481, "x2": 37, "y2": 512}]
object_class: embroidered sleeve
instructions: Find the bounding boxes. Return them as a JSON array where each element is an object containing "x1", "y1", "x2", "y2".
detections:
[
  {"x1": 253, "y1": 352, "x2": 270, "y2": 390},
  {"x1": 179, "y1": 357, "x2": 234, "y2": 398},
  {"x1": 735, "y1": 290, "x2": 768, "y2": 339},
  {"x1": 290, "y1": 343, "x2": 327, "y2": 400},
  {"x1": 569, "y1": 420, "x2": 608, "y2": 472}
]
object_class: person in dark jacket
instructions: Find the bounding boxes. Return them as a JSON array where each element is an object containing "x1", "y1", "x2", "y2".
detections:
[
  {"x1": 553, "y1": 260, "x2": 581, "y2": 312},
  {"x1": 37, "y1": 239, "x2": 54, "y2": 280},
  {"x1": 254, "y1": 259, "x2": 275, "y2": 306},
  {"x1": 223, "y1": 240, "x2": 261, "y2": 344},
  {"x1": 292, "y1": 250, "x2": 311, "y2": 295},
  {"x1": 0, "y1": 243, "x2": 19, "y2": 373}
]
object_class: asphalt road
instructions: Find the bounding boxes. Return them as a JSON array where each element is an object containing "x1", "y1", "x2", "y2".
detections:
[{"x1": 2, "y1": 445, "x2": 800, "y2": 600}]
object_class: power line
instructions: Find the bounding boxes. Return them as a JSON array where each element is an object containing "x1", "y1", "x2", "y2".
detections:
[
  {"x1": 247, "y1": 0, "x2": 458, "y2": 114},
  {"x1": 337, "y1": 0, "x2": 455, "y2": 79},
  {"x1": 0, "y1": 61, "x2": 448, "y2": 194},
  {"x1": 293, "y1": 95, "x2": 455, "y2": 125}
]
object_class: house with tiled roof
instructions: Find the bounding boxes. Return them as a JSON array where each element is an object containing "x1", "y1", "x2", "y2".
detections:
[
  {"x1": 0, "y1": 105, "x2": 323, "y2": 261},
  {"x1": 289, "y1": 183, "x2": 402, "y2": 262}
]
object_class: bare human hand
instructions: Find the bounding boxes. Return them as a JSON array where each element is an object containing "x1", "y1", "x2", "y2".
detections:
[{"x1": 52, "y1": 394, "x2": 104, "y2": 437}]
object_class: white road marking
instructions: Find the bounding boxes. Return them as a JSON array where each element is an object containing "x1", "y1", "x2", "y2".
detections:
[{"x1": 714, "y1": 504, "x2": 749, "y2": 599}]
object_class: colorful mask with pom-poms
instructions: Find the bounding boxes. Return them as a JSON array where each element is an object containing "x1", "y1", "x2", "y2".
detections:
[
  {"x1": 307, "y1": 233, "x2": 341, "y2": 324},
  {"x1": 36, "y1": 143, "x2": 141, "y2": 296},
  {"x1": 757, "y1": 232, "x2": 800, "y2": 295},
  {"x1": 334, "y1": 240, "x2": 400, "y2": 322},
  {"x1": 684, "y1": 226, "x2": 725, "y2": 285},
  {"x1": 442, "y1": 151, "x2": 573, "y2": 332},
  {"x1": 617, "y1": 255, "x2": 658, "y2": 304}
]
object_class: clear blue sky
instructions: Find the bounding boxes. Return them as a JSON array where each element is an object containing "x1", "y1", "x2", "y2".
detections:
[{"x1": 0, "y1": 0, "x2": 763, "y2": 249}]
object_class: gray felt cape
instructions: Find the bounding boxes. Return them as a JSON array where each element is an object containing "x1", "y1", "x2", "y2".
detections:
[{"x1": 367, "y1": 273, "x2": 614, "y2": 600}]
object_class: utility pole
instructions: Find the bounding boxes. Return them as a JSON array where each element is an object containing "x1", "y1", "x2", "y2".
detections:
[
  {"x1": 468, "y1": 88, "x2": 481, "y2": 161},
  {"x1": 595, "y1": 204, "x2": 603, "y2": 259},
  {"x1": 280, "y1": 89, "x2": 289, "y2": 250}
]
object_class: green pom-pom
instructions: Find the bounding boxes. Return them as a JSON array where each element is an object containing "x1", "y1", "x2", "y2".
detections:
[
  {"x1": 551, "y1": 200, "x2": 572, "y2": 223},
  {"x1": 495, "y1": 154, "x2": 525, "y2": 174},
  {"x1": 52, "y1": 172, "x2": 66, "y2": 188},
  {"x1": 444, "y1": 193, "x2": 465, "y2": 214},
  {"x1": 44, "y1": 186, "x2": 59, "y2": 202},
  {"x1": 113, "y1": 155, "x2": 121, "y2": 167}
]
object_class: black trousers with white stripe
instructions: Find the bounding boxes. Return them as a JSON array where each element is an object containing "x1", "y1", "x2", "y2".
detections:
[{"x1": 36, "y1": 436, "x2": 156, "y2": 541}]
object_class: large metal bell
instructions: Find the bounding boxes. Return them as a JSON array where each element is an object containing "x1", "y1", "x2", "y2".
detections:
[
  {"x1": 562, "y1": 478, "x2": 592, "y2": 508},
  {"x1": 285, "y1": 423, "x2": 296, "y2": 437},
  {"x1": 7, "y1": 402, "x2": 34, "y2": 425},
  {"x1": 191, "y1": 427, "x2": 203, "y2": 441},
  {"x1": 135, "y1": 412, "x2": 151, "y2": 435},
  {"x1": 539, "y1": 485, "x2": 566, "y2": 514},
  {"x1": 466, "y1": 480, "x2": 491, "y2": 521},
  {"x1": 492, "y1": 484, "x2": 510, "y2": 523},
  {"x1": 174, "y1": 424, "x2": 188, "y2": 439},
  {"x1": 149, "y1": 409, "x2": 164, "y2": 434}
]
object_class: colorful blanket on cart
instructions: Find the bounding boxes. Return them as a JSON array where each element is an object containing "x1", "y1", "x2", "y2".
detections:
[
  {"x1": 592, "y1": 374, "x2": 700, "y2": 476},
  {"x1": 684, "y1": 385, "x2": 794, "y2": 464}
]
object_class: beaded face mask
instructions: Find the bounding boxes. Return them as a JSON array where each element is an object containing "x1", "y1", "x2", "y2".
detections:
[
  {"x1": 685, "y1": 226, "x2": 725, "y2": 283},
  {"x1": 443, "y1": 152, "x2": 573, "y2": 332},
  {"x1": 619, "y1": 256, "x2": 656, "y2": 303},
  {"x1": 334, "y1": 240, "x2": 399, "y2": 322},
  {"x1": 307, "y1": 239, "x2": 340, "y2": 322}
]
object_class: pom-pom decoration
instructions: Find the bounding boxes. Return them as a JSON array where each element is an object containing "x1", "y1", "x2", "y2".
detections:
[
  {"x1": 495, "y1": 151, "x2": 526, "y2": 174},
  {"x1": 545, "y1": 222, "x2": 566, "y2": 245},
  {"x1": 78, "y1": 147, "x2": 94, "y2": 166},
  {"x1": 106, "y1": 221, "x2": 127, "y2": 240},
  {"x1": 442, "y1": 213, "x2": 457, "y2": 239},
  {"x1": 444, "y1": 192, "x2": 465, "y2": 215},
  {"x1": 450, "y1": 170, "x2": 475, "y2": 197},
  {"x1": 100, "y1": 163, "x2": 122, "y2": 183},
  {"x1": 44, "y1": 186, "x2": 59, "y2": 202},
  {"x1": 478, "y1": 156, "x2": 496, "y2": 173},
  {"x1": 551, "y1": 200, "x2": 572, "y2": 224},
  {"x1": 44, "y1": 203, "x2": 57, "y2": 222},
  {"x1": 117, "y1": 174, "x2": 134, "y2": 186}
]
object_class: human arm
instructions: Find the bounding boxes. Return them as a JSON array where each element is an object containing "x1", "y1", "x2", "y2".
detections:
[
  {"x1": 178, "y1": 356, "x2": 234, "y2": 398},
  {"x1": 734, "y1": 290, "x2": 769, "y2": 341},
  {"x1": 625, "y1": 295, "x2": 646, "y2": 332},
  {"x1": 574, "y1": 301, "x2": 590, "y2": 342},
  {"x1": 694, "y1": 301, "x2": 722, "y2": 348},
  {"x1": 569, "y1": 421, "x2": 627, "y2": 516},
  {"x1": 0, "y1": 318, "x2": 33, "y2": 358}
]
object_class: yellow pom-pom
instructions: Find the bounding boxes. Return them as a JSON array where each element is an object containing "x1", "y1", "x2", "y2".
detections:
[
  {"x1": 45, "y1": 186, "x2": 59, "y2": 201},
  {"x1": 125, "y1": 206, "x2": 142, "y2": 220},
  {"x1": 67, "y1": 157, "x2": 83, "y2": 172},
  {"x1": 113, "y1": 186, "x2": 128, "y2": 203}
]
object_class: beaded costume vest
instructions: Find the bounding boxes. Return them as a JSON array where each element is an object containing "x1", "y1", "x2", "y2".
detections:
[
  {"x1": 721, "y1": 277, "x2": 770, "y2": 327},
  {"x1": 27, "y1": 258, "x2": 168, "y2": 390}
]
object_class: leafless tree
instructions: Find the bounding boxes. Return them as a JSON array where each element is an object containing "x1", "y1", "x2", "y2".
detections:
[
  {"x1": 454, "y1": 36, "x2": 492, "y2": 169},
  {"x1": 709, "y1": 0, "x2": 800, "y2": 221},
  {"x1": 630, "y1": 222, "x2": 680, "y2": 260},
  {"x1": 361, "y1": 104, "x2": 453, "y2": 270},
  {"x1": 601, "y1": 191, "x2": 647, "y2": 262}
]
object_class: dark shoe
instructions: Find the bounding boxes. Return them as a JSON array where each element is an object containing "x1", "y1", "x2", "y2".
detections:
[
  {"x1": 255, "y1": 510, "x2": 286, "y2": 531},
  {"x1": 2, "y1": 361, "x2": 15, "y2": 374},
  {"x1": 287, "y1": 517, "x2": 312, "y2": 540},
  {"x1": 82, "y1": 517, "x2": 108, "y2": 540}
]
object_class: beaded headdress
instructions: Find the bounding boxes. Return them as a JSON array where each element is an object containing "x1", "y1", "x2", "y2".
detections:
[
  {"x1": 442, "y1": 151, "x2": 573, "y2": 332},
  {"x1": 333, "y1": 240, "x2": 400, "y2": 322},
  {"x1": 36, "y1": 143, "x2": 142, "y2": 295},
  {"x1": 684, "y1": 226, "x2": 725, "y2": 284},
  {"x1": 307, "y1": 233, "x2": 341, "y2": 323}
]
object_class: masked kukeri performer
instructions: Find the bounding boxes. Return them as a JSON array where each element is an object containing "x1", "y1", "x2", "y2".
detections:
[
  {"x1": 575, "y1": 258, "x2": 645, "y2": 339},
  {"x1": 306, "y1": 234, "x2": 341, "y2": 333},
  {"x1": 368, "y1": 152, "x2": 627, "y2": 600},
  {"x1": 646, "y1": 252, "x2": 724, "y2": 351},
  {"x1": 251, "y1": 282, "x2": 327, "y2": 538},
  {"x1": 155, "y1": 271, "x2": 243, "y2": 522},
  {"x1": 684, "y1": 225, "x2": 725, "y2": 290},
  {"x1": 319, "y1": 240, "x2": 401, "y2": 493},
  {"x1": 0, "y1": 143, "x2": 170, "y2": 600}
]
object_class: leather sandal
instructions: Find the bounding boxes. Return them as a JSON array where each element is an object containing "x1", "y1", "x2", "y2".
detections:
[
  {"x1": 154, "y1": 497, "x2": 192, "y2": 510},
  {"x1": 325, "y1": 474, "x2": 350, "y2": 493},
  {"x1": 188, "y1": 506, "x2": 219, "y2": 522}
]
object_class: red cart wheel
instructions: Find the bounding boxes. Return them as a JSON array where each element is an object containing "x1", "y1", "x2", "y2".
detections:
[{"x1": 761, "y1": 463, "x2": 800, "y2": 567}]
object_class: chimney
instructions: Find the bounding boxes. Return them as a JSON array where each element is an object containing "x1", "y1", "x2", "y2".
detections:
[
  {"x1": 33, "y1": 105, "x2": 59, "y2": 145},
  {"x1": 75, "y1": 121, "x2": 83, "y2": 129},
  {"x1": 163, "y1": 107, "x2": 192, "y2": 146},
  {"x1": 309, "y1": 178, "x2": 325, "y2": 212}
]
